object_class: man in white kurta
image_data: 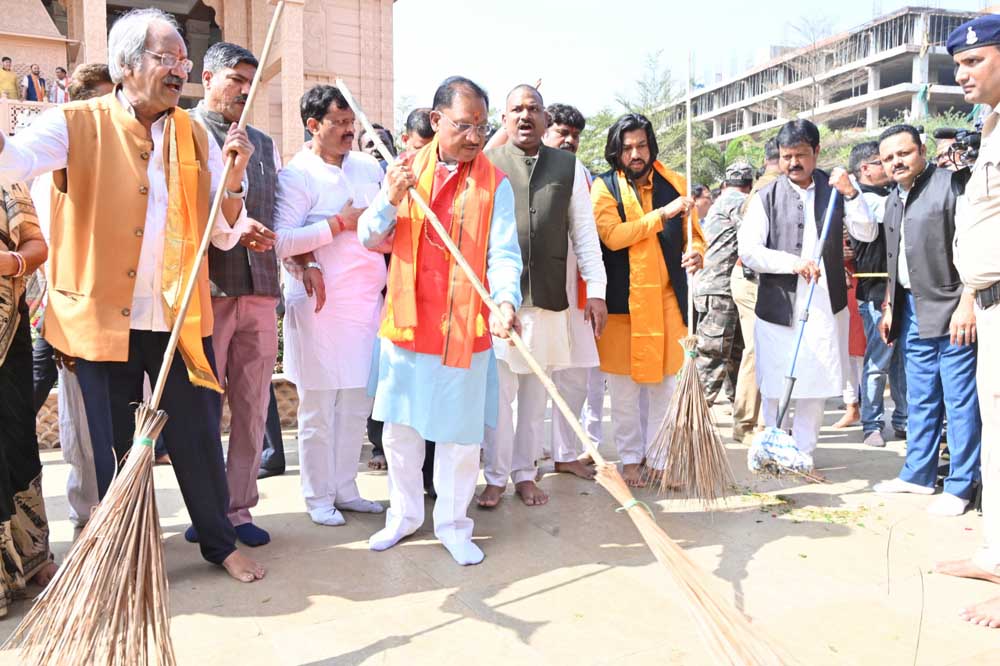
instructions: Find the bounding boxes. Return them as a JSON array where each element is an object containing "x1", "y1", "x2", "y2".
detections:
[
  {"x1": 274, "y1": 84, "x2": 386, "y2": 527},
  {"x1": 481, "y1": 85, "x2": 607, "y2": 507},
  {"x1": 739, "y1": 121, "x2": 875, "y2": 466}
]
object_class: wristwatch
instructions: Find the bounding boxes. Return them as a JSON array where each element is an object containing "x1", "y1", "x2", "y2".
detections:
[
  {"x1": 224, "y1": 184, "x2": 246, "y2": 199},
  {"x1": 305, "y1": 261, "x2": 323, "y2": 273}
]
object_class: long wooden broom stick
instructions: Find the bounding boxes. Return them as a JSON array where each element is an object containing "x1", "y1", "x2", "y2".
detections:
[
  {"x1": 3, "y1": 5, "x2": 287, "y2": 665},
  {"x1": 336, "y1": 79, "x2": 790, "y2": 666},
  {"x1": 149, "y1": 0, "x2": 285, "y2": 410}
]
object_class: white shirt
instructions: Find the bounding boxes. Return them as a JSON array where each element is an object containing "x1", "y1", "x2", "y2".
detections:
[
  {"x1": 896, "y1": 186, "x2": 912, "y2": 289},
  {"x1": 955, "y1": 110, "x2": 1000, "y2": 290},
  {"x1": 0, "y1": 90, "x2": 248, "y2": 332},
  {"x1": 496, "y1": 158, "x2": 606, "y2": 372},
  {"x1": 739, "y1": 177, "x2": 875, "y2": 398},
  {"x1": 274, "y1": 147, "x2": 386, "y2": 390}
]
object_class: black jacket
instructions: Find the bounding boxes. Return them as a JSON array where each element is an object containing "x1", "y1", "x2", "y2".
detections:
[
  {"x1": 851, "y1": 183, "x2": 891, "y2": 303},
  {"x1": 884, "y1": 164, "x2": 964, "y2": 342}
]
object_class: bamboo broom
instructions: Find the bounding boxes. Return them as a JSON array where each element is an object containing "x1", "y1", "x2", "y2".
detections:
[
  {"x1": 336, "y1": 79, "x2": 791, "y2": 666},
  {"x1": 3, "y1": 4, "x2": 286, "y2": 664},
  {"x1": 644, "y1": 53, "x2": 735, "y2": 504}
]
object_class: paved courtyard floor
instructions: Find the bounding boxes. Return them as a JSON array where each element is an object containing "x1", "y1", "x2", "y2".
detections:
[{"x1": 0, "y1": 400, "x2": 997, "y2": 665}]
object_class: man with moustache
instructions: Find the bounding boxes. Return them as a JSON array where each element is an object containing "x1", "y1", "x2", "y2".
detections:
[
  {"x1": 738, "y1": 120, "x2": 875, "y2": 470},
  {"x1": 592, "y1": 113, "x2": 705, "y2": 487},
  {"x1": 189, "y1": 41, "x2": 281, "y2": 547},
  {"x1": 0, "y1": 8, "x2": 266, "y2": 582},
  {"x1": 543, "y1": 102, "x2": 608, "y2": 470},
  {"x1": 360, "y1": 76, "x2": 522, "y2": 565},
  {"x1": 934, "y1": 14, "x2": 1000, "y2": 628},
  {"x1": 872, "y1": 124, "x2": 980, "y2": 516},
  {"x1": 480, "y1": 87, "x2": 606, "y2": 506},
  {"x1": 846, "y1": 141, "x2": 907, "y2": 448},
  {"x1": 275, "y1": 84, "x2": 386, "y2": 527}
]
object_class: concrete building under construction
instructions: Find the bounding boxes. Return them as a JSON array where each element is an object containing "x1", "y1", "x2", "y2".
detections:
[{"x1": 665, "y1": 7, "x2": 983, "y2": 144}]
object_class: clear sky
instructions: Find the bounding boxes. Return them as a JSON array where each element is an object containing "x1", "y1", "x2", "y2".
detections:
[{"x1": 392, "y1": 0, "x2": 986, "y2": 122}]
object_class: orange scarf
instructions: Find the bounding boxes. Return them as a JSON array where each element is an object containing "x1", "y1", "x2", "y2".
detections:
[
  {"x1": 380, "y1": 136, "x2": 496, "y2": 369},
  {"x1": 161, "y1": 108, "x2": 221, "y2": 392},
  {"x1": 616, "y1": 161, "x2": 696, "y2": 383},
  {"x1": 29, "y1": 74, "x2": 46, "y2": 102}
]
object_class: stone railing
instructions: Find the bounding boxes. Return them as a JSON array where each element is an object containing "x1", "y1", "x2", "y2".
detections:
[
  {"x1": 36, "y1": 374, "x2": 302, "y2": 449},
  {"x1": 0, "y1": 97, "x2": 54, "y2": 135}
]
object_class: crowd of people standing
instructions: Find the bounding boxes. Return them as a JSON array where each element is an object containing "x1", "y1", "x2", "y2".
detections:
[{"x1": 0, "y1": 6, "x2": 997, "y2": 632}]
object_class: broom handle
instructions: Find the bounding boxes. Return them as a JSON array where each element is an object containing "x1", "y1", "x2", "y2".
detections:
[
  {"x1": 149, "y1": 0, "x2": 286, "y2": 409},
  {"x1": 685, "y1": 52, "x2": 694, "y2": 335},
  {"x1": 336, "y1": 79, "x2": 609, "y2": 469}
]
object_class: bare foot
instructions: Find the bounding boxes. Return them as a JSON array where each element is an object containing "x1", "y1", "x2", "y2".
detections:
[
  {"x1": 368, "y1": 454, "x2": 387, "y2": 471},
  {"x1": 222, "y1": 550, "x2": 266, "y2": 583},
  {"x1": 554, "y1": 460, "x2": 595, "y2": 479},
  {"x1": 31, "y1": 561, "x2": 58, "y2": 587},
  {"x1": 960, "y1": 595, "x2": 1000, "y2": 628},
  {"x1": 577, "y1": 453, "x2": 594, "y2": 465},
  {"x1": 935, "y1": 559, "x2": 1000, "y2": 585},
  {"x1": 832, "y1": 403, "x2": 860, "y2": 429},
  {"x1": 515, "y1": 480, "x2": 549, "y2": 506},
  {"x1": 622, "y1": 463, "x2": 646, "y2": 488},
  {"x1": 476, "y1": 484, "x2": 505, "y2": 508}
]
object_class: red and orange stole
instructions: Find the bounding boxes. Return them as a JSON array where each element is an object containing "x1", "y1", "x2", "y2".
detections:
[{"x1": 380, "y1": 136, "x2": 497, "y2": 369}]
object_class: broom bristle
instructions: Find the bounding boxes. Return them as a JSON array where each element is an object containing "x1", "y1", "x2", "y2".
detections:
[
  {"x1": 596, "y1": 464, "x2": 792, "y2": 666},
  {"x1": 3, "y1": 403, "x2": 176, "y2": 666},
  {"x1": 645, "y1": 335, "x2": 735, "y2": 505}
]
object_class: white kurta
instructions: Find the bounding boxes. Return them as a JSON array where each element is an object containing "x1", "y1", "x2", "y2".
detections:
[
  {"x1": 274, "y1": 148, "x2": 386, "y2": 391},
  {"x1": 739, "y1": 178, "x2": 875, "y2": 399},
  {"x1": 495, "y1": 159, "x2": 606, "y2": 373}
]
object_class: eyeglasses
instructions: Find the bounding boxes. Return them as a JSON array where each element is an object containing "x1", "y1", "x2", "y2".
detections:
[
  {"x1": 323, "y1": 116, "x2": 355, "y2": 129},
  {"x1": 439, "y1": 114, "x2": 491, "y2": 138},
  {"x1": 144, "y1": 50, "x2": 194, "y2": 74},
  {"x1": 865, "y1": 160, "x2": 883, "y2": 167}
]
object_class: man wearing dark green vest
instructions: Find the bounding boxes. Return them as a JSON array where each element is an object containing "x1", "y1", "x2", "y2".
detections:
[{"x1": 480, "y1": 85, "x2": 607, "y2": 507}]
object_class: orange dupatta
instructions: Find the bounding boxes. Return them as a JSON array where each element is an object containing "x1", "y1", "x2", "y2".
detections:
[
  {"x1": 379, "y1": 136, "x2": 497, "y2": 369},
  {"x1": 616, "y1": 161, "x2": 700, "y2": 383},
  {"x1": 160, "y1": 108, "x2": 221, "y2": 392}
]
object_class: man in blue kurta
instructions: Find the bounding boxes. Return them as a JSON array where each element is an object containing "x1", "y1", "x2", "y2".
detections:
[{"x1": 359, "y1": 76, "x2": 522, "y2": 566}]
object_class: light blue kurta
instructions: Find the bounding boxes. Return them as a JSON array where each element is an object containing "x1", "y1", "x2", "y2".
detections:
[{"x1": 359, "y1": 175, "x2": 522, "y2": 445}]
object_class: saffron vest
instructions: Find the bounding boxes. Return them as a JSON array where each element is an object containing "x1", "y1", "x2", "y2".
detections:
[{"x1": 45, "y1": 92, "x2": 213, "y2": 362}]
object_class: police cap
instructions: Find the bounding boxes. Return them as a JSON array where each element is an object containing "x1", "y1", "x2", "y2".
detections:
[{"x1": 947, "y1": 14, "x2": 1000, "y2": 56}]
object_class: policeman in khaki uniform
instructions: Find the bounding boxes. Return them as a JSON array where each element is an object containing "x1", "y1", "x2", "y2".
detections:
[
  {"x1": 934, "y1": 13, "x2": 1000, "y2": 630},
  {"x1": 694, "y1": 161, "x2": 754, "y2": 406}
]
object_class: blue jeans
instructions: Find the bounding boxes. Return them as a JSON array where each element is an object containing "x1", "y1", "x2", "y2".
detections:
[
  {"x1": 858, "y1": 299, "x2": 908, "y2": 434},
  {"x1": 897, "y1": 293, "x2": 981, "y2": 498}
]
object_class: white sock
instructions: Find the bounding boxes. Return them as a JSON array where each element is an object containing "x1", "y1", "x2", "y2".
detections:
[
  {"x1": 441, "y1": 539, "x2": 484, "y2": 566},
  {"x1": 308, "y1": 506, "x2": 346, "y2": 526},
  {"x1": 336, "y1": 497, "x2": 385, "y2": 514},
  {"x1": 369, "y1": 522, "x2": 416, "y2": 552}
]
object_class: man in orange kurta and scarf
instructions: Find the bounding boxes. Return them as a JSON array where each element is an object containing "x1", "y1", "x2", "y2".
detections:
[
  {"x1": 360, "y1": 76, "x2": 523, "y2": 566},
  {"x1": 591, "y1": 113, "x2": 705, "y2": 487}
]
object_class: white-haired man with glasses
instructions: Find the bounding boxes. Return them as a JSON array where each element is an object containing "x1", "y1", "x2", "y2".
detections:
[{"x1": 0, "y1": 8, "x2": 267, "y2": 583}]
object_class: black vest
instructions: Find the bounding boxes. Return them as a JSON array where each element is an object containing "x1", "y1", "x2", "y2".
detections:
[
  {"x1": 485, "y1": 143, "x2": 575, "y2": 311},
  {"x1": 597, "y1": 169, "x2": 688, "y2": 326},
  {"x1": 883, "y1": 164, "x2": 964, "y2": 342},
  {"x1": 755, "y1": 170, "x2": 847, "y2": 326},
  {"x1": 191, "y1": 103, "x2": 280, "y2": 298}
]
